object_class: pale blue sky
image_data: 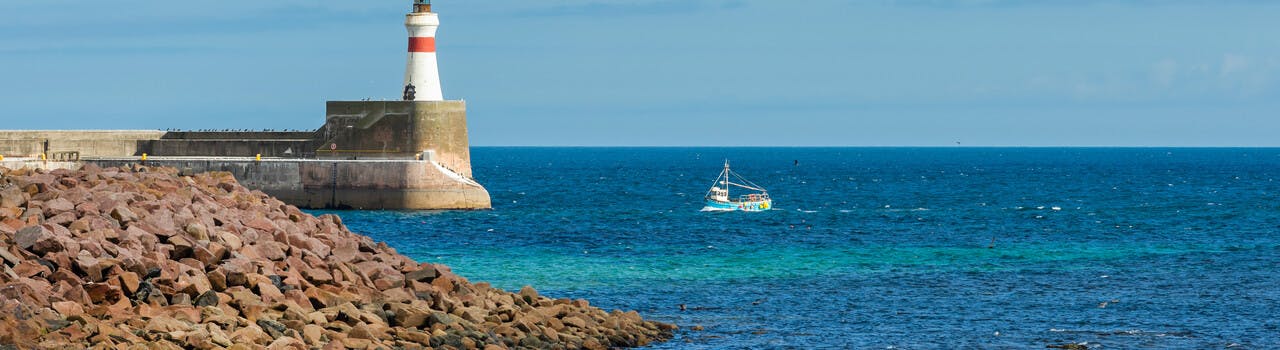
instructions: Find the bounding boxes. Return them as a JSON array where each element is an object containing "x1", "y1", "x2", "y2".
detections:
[{"x1": 2, "y1": 0, "x2": 1278, "y2": 146}]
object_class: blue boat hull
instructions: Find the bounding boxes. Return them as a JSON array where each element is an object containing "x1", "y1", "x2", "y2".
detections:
[{"x1": 703, "y1": 198, "x2": 772, "y2": 212}]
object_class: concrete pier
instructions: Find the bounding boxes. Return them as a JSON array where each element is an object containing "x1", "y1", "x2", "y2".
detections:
[
  {"x1": 86, "y1": 158, "x2": 490, "y2": 210},
  {"x1": 0, "y1": 101, "x2": 491, "y2": 210}
]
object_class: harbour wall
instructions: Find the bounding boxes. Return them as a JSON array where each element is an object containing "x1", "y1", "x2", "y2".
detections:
[
  {"x1": 86, "y1": 158, "x2": 491, "y2": 210},
  {"x1": 0, "y1": 100, "x2": 490, "y2": 210},
  {"x1": 0, "y1": 130, "x2": 165, "y2": 159}
]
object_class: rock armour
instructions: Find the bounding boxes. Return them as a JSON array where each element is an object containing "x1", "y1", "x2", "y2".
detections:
[{"x1": 0, "y1": 165, "x2": 674, "y2": 349}]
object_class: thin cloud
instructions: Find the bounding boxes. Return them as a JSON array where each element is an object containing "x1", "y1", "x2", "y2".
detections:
[
  {"x1": 874, "y1": 0, "x2": 1278, "y2": 8},
  {"x1": 0, "y1": 5, "x2": 390, "y2": 40},
  {"x1": 0, "y1": 45, "x2": 201, "y2": 56},
  {"x1": 511, "y1": 0, "x2": 746, "y2": 18}
]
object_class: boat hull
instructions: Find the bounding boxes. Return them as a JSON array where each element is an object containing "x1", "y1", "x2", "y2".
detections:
[{"x1": 703, "y1": 198, "x2": 772, "y2": 212}]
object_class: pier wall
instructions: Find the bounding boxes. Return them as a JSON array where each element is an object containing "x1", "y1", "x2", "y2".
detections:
[
  {"x1": 0, "y1": 100, "x2": 490, "y2": 210},
  {"x1": 83, "y1": 159, "x2": 490, "y2": 210},
  {"x1": 0, "y1": 130, "x2": 165, "y2": 158}
]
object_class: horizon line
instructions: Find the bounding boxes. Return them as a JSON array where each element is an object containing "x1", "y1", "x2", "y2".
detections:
[{"x1": 469, "y1": 145, "x2": 1280, "y2": 148}]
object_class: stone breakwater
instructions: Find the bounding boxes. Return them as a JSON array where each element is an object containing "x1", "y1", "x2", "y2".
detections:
[{"x1": 0, "y1": 165, "x2": 674, "y2": 349}]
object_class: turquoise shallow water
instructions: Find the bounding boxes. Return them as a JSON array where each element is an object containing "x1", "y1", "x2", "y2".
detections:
[{"x1": 314, "y1": 148, "x2": 1280, "y2": 348}]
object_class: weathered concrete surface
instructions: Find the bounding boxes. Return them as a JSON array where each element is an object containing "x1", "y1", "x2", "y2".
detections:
[
  {"x1": 82, "y1": 158, "x2": 491, "y2": 210},
  {"x1": 0, "y1": 159, "x2": 81, "y2": 171},
  {"x1": 145, "y1": 139, "x2": 317, "y2": 158},
  {"x1": 322, "y1": 101, "x2": 473, "y2": 178},
  {"x1": 142, "y1": 131, "x2": 321, "y2": 158},
  {"x1": 0, "y1": 130, "x2": 164, "y2": 158},
  {"x1": 409, "y1": 101, "x2": 473, "y2": 178}
]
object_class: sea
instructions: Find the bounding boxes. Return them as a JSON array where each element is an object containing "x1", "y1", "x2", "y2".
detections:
[{"x1": 312, "y1": 147, "x2": 1280, "y2": 349}]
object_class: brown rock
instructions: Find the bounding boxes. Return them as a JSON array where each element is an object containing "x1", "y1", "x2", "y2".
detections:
[
  {"x1": 256, "y1": 281, "x2": 284, "y2": 303},
  {"x1": 74, "y1": 251, "x2": 112, "y2": 283},
  {"x1": 12, "y1": 260, "x2": 51, "y2": 278},
  {"x1": 0, "y1": 220, "x2": 21, "y2": 238},
  {"x1": 244, "y1": 217, "x2": 278, "y2": 233},
  {"x1": 51, "y1": 300, "x2": 85, "y2": 318},
  {"x1": 216, "y1": 230, "x2": 243, "y2": 251},
  {"x1": 389, "y1": 302, "x2": 431, "y2": 328},
  {"x1": 405, "y1": 266, "x2": 438, "y2": 283},
  {"x1": 184, "y1": 223, "x2": 209, "y2": 241},
  {"x1": 302, "y1": 267, "x2": 333, "y2": 285},
  {"x1": 46, "y1": 211, "x2": 77, "y2": 226},
  {"x1": 118, "y1": 271, "x2": 141, "y2": 295},
  {"x1": 18, "y1": 207, "x2": 41, "y2": 225},
  {"x1": 44, "y1": 198, "x2": 75, "y2": 215},
  {"x1": 230, "y1": 324, "x2": 270, "y2": 345},
  {"x1": 348, "y1": 323, "x2": 377, "y2": 340},
  {"x1": 165, "y1": 305, "x2": 203, "y2": 323},
  {"x1": 587, "y1": 337, "x2": 613, "y2": 350},
  {"x1": 0, "y1": 204, "x2": 19, "y2": 220},
  {"x1": 140, "y1": 210, "x2": 178, "y2": 237},
  {"x1": 84, "y1": 282, "x2": 124, "y2": 306},
  {"x1": 169, "y1": 235, "x2": 195, "y2": 260},
  {"x1": 341, "y1": 338, "x2": 372, "y2": 349},
  {"x1": 15, "y1": 225, "x2": 63, "y2": 254},
  {"x1": 304, "y1": 287, "x2": 344, "y2": 309},
  {"x1": 249, "y1": 242, "x2": 287, "y2": 262},
  {"x1": 266, "y1": 336, "x2": 306, "y2": 350},
  {"x1": 380, "y1": 287, "x2": 414, "y2": 305},
  {"x1": 492, "y1": 324, "x2": 519, "y2": 338},
  {"x1": 193, "y1": 290, "x2": 219, "y2": 307},
  {"x1": 562, "y1": 316, "x2": 588, "y2": 329},
  {"x1": 183, "y1": 328, "x2": 217, "y2": 350},
  {"x1": 67, "y1": 217, "x2": 93, "y2": 233},
  {"x1": 74, "y1": 202, "x2": 99, "y2": 218},
  {"x1": 109, "y1": 205, "x2": 138, "y2": 224},
  {"x1": 0, "y1": 186, "x2": 26, "y2": 208},
  {"x1": 431, "y1": 273, "x2": 456, "y2": 294},
  {"x1": 396, "y1": 328, "x2": 433, "y2": 345},
  {"x1": 145, "y1": 317, "x2": 191, "y2": 333},
  {"x1": 206, "y1": 268, "x2": 228, "y2": 292},
  {"x1": 171, "y1": 292, "x2": 192, "y2": 305},
  {"x1": 192, "y1": 243, "x2": 225, "y2": 267},
  {"x1": 544, "y1": 326, "x2": 562, "y2": 343},
  {"x1": 302, "y1": 324, "x2": 326, "y2": 345}
]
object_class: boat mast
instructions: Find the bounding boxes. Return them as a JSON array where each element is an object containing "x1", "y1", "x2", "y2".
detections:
[{"x1": 723, "y1": 159, "x2": 730, "y2": 199}]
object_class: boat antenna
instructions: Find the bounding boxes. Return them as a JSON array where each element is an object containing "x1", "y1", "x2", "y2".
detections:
[{"x1": 723, "y1": 159, "x2": 730, "y2": 198}]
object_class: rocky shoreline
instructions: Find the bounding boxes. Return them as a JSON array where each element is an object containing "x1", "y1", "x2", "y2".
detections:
[{"x1": 0, "y1": 165, "x2": 674, "y2": 349}]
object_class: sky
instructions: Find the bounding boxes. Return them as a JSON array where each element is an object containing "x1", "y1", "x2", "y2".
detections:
[{"x1": 2, "y1": 0, "x2": 1279, "y2": 146}]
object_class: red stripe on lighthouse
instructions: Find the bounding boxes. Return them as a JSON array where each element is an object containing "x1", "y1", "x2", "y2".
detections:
[{"x1": 408, "y1": 37, "x2": 436, "y2": 53}]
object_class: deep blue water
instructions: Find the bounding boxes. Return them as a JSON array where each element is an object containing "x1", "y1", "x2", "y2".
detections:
[{"x1": 314, "y1": 148, "x2": 1280, "y2": 349}]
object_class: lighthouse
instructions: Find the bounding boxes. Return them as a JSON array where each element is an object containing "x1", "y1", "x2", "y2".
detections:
[
  {"x1": 311, "y1": 0, "x2": 489, "y2": 209},
  {"x1": 403, "y1": 0, "x2": 443, "y2": 101}
]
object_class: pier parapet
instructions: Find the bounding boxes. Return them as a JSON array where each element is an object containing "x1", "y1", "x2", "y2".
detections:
[{"x1": 320, "y1": 100, "x2": 474, "y2": 178}]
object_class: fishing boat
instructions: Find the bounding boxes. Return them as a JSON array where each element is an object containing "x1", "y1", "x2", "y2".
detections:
[{"x1": 703, "y1": 160, "x2": 772, "y2": 212}]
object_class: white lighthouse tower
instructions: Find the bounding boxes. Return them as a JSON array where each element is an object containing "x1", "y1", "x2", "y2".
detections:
[{"x1": 403, "y1": 0, "x2": 444, "y2": 101}]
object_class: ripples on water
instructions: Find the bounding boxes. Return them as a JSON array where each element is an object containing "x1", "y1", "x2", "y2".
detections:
[{"x1": 313, "y1": 148, "x2": 1280, "y2": 349}]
